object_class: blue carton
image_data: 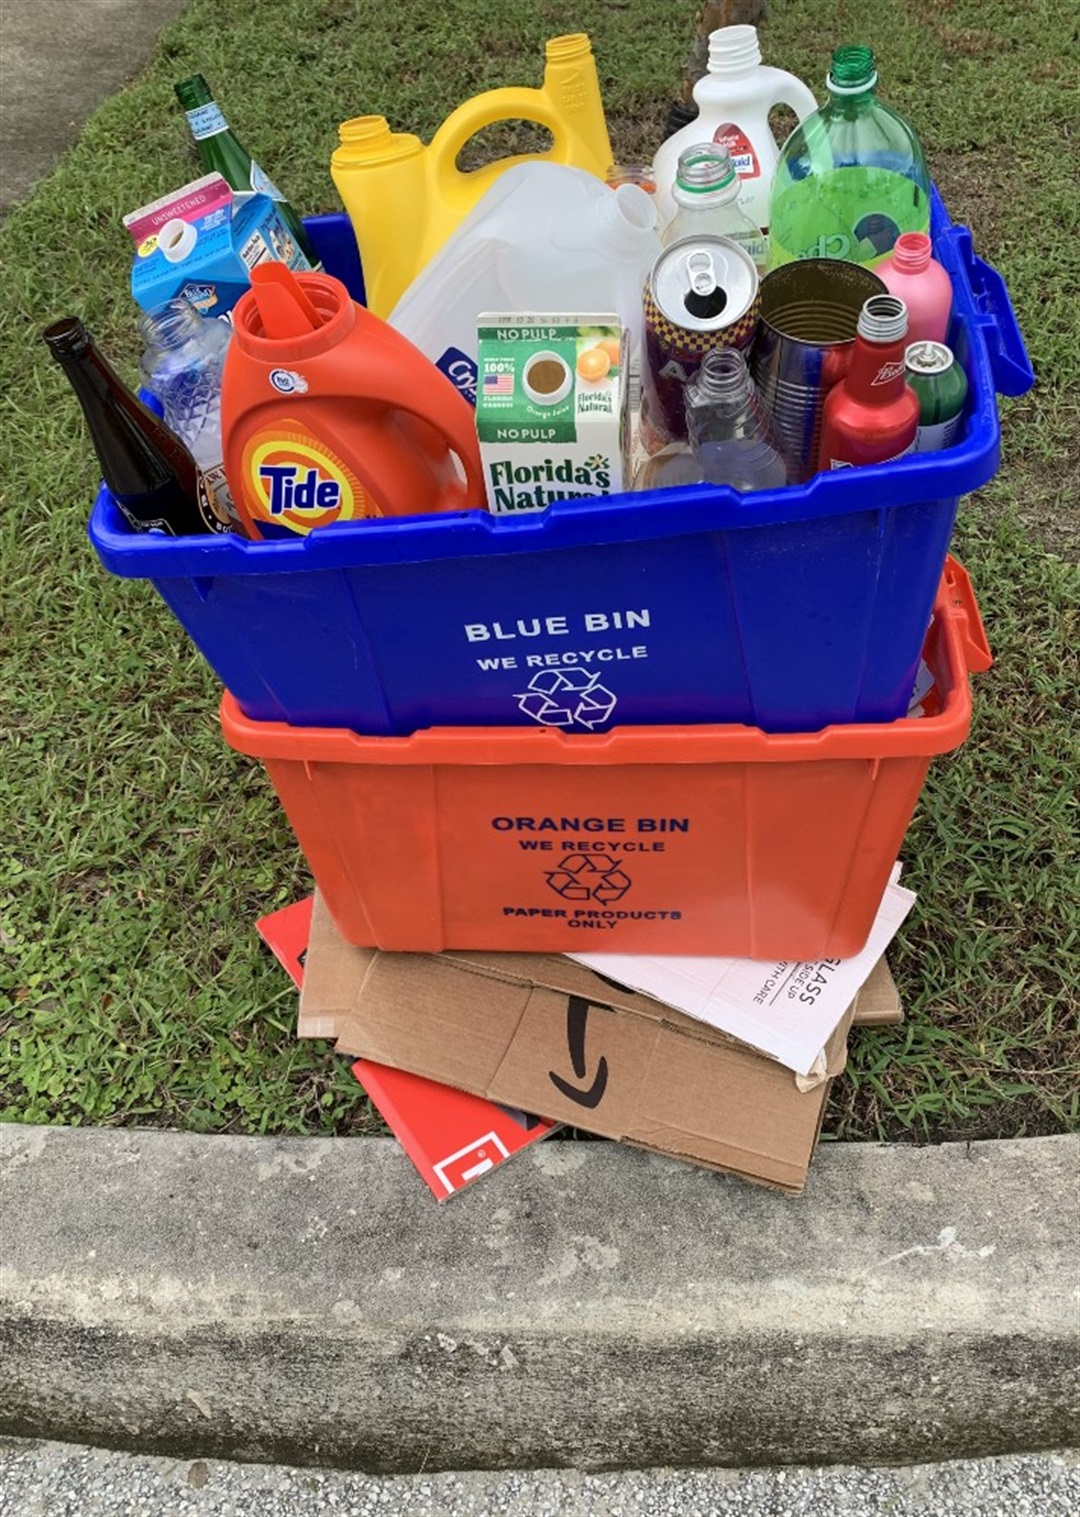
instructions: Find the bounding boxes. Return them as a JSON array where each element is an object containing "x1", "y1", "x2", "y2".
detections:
[
  {"x1": 125, "y1": 172, "x2": 310, "y2": 319},
  {"x1": 90, "y1": 194, "x2": 1033, "y2": 736}
]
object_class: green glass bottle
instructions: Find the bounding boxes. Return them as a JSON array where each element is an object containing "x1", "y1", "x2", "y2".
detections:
[
  {"x1": 767, "y1": 45, "x2": 931, "y2": 270},
  {"x1": 174, "y1": 73, "x2": 319, "y2": 267}
]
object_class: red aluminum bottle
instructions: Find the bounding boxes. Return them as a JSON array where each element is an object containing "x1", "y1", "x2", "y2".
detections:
[{"x1": 817, "y1": 294, "x2": 919, "y2": 471}]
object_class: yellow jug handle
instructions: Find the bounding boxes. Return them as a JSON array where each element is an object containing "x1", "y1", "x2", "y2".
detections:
[{"x1": 428, "y1": 87, "x2": 576, "y2": 190}]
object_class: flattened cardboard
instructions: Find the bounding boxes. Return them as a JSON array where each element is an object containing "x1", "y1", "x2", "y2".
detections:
[
  {"x1": 852, "y1": 958, "x2": 903, "y2": 1026},
  {"x1": 280, "y1": 885, "x2": 904, "y2": 1043},
  {"x1": 256, "y1": 896, "x2": 557, "y2": 1200},
  {"x1": 302, "y1": 893, "x2": 884, "y2": 1193},
  {"x1": 570, "y1": 869, "x2": 913, "y2": 1074}
]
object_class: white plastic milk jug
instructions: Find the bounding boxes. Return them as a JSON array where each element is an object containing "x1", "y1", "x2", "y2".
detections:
[
  {"x1": 388, "y1": 162, "x2": 661, "y2": 402},
  {"x1": 652, "y1": 25, "x2": 817, "y2": 234}
]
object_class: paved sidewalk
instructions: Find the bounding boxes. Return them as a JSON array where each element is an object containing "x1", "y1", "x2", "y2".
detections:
[
  {"x1": 2, "y1": 1440, "x2": 1079, "y2": 1517},
  {"x1": 0, "y1": 0, "x2": 189, "y2": 211}
]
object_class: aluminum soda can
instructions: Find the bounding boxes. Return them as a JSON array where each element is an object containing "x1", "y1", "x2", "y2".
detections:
[
  {"x1": 905, "y1": 341, "x2": 968, "y2": 452},
  {"x1": 640, "y1": 235, "x2": 760, "y2": 452}
]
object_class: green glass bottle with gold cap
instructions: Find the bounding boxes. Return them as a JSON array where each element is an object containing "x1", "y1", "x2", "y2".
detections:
[
  {"x1": 767, "y1": 45, "x2": 931, "y2": 270},
  {"x1": 174, "y1": 73, "x2": 319, "y2": 267}
]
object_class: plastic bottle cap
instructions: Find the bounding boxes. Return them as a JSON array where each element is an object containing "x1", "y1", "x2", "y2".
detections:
[{"x1": 159, "y1": 218, "x2": 197, "y2": 263}]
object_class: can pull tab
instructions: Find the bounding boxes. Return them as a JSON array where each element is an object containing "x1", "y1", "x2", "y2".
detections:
[
  {"x1": 683, "y1": 250, "x2": 728, "y2": 321},
  {"x1": 249, "y1": 263, "x2": 323, "y2": 339}
]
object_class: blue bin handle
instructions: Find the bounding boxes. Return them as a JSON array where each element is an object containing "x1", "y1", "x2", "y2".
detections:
[{"x1": 944, "y1": 223, "x2": 1034, "y2": 399}]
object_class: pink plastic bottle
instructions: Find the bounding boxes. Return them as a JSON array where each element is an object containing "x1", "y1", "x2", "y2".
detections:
[{"x1": 875, "y1": 232, "x2": 952, "y2": 344}]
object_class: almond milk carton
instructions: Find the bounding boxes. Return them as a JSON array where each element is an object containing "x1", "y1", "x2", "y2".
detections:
[{"x1": 475, "y1": 313, "x2": 628, "y2": 514}]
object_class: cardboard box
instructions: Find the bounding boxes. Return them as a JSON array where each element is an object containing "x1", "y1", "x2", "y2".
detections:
[{"x1": 301, "y1": 894, "x2": 901, "y2": 1193}]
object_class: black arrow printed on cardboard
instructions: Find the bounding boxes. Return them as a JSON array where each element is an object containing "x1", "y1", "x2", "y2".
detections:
[{"x1": 549, "y1": 994, "x2": 610, "y2": 1109}]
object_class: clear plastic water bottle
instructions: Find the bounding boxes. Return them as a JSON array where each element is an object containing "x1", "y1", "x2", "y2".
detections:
[
  {"x1": 138, "y1": 299, "x2": 237, "y2": 527},
  {"x1": 767, "y1": 44, "x2": 931, "y2": 270},
  {"x1": 661, "y1": 144, "x2": 768, "y2": 272},
  {"x1": 688, "y1": 347, "x2": 792, "y2": 489},
  {"x1": 634, "y1": 347, "x2": 792, "y2": 492}
]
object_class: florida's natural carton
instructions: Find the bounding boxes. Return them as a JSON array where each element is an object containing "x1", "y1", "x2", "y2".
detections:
[
  {"x1": 475, "y1": 312, "x2": 629, "y2": 514},
  {"x1": 300, "y1": 894, "x2": 901, "y2": 1194}
]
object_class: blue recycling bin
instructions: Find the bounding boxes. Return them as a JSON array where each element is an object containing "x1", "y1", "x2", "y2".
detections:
[{"x1": 88, "y1": 189, "x2": 1032, "y2": 735}]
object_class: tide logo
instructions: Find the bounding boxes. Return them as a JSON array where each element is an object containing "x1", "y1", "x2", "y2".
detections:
[
  {"x1": 241, "y1": 425, "x2": 373, "y2": 536},
  {"x1": 261, "y1": 464, "x2": 340, "y2": 514}
]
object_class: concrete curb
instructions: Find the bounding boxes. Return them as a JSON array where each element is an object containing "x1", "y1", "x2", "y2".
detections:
[{"x1": 2, "y1": 1125, "x2": 1077, "y2": 1472}]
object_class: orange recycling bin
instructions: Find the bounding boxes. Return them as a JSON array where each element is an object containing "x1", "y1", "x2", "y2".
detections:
[{"x1": 221, "y1": 561, "x2": 990, "y2": 959}]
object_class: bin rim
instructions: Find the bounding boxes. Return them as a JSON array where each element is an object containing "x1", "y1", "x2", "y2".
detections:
[{"x1": 220, "y1": 559, "x2": 987, "y2": 768}]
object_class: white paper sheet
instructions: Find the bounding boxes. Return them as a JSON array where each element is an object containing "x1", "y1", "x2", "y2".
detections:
[{"x1": 570, "y1": 867, "x2": 914, "y2": 1077}]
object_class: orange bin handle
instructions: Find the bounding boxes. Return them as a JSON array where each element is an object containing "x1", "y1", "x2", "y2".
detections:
[{"x1": 942, "y1": 554, "x2": 992, "y2": 674}]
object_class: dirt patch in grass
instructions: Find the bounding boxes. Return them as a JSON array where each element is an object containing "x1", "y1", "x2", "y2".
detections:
[{"x1": 985, "y1": 441, "x2": 1080, "y2": 562}]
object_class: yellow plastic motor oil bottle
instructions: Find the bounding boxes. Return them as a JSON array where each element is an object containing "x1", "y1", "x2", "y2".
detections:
[{"x1": 330, "y1": 34, "x2": 614, "y2": 318}]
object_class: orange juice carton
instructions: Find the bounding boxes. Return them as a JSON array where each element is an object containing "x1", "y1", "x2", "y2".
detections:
[
  {"x1": 124, "y1": 172, "x2": 311, "y2": 319},
  {"x1": 475, "y1": 313, "x2": 628, "y2": 515}
]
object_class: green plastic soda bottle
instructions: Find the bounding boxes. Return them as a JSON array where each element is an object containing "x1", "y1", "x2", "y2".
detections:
[{"x1": 767, "y1": 45, "x2": 931, "y2": 270}]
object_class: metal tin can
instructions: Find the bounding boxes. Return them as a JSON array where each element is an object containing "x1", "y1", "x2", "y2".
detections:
[
  {"x1": 750, "y1": 259, "x2": 887, "y2": 482},
  {"x1": 905, "y1": 341, "x2": 968, "y2": 452},
  {"x1": 640, "y1": 235, "x2": 760, "y2": 452}
]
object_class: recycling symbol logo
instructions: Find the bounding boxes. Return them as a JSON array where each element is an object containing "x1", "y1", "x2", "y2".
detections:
[
  {"x1": 515, "y1": 668, "x2": 617, "y2": 730},
  {"x1": 545, "y1": 852, "x2": 632, "y2": 904}
]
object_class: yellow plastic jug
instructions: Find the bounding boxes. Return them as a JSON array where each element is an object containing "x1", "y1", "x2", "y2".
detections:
[{"x1": 330, "y1": 34, "x2": 614, "y2": 317}]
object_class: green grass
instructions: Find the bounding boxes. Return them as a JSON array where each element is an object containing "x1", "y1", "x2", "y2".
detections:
[{"x1": 1, "y1": 0, "x2": 1077, "y2": 1143}]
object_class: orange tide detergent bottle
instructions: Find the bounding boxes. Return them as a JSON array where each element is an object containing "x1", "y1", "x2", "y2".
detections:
[{"x1": 222, "y1": 263, "x2": 486, "y2": 538}]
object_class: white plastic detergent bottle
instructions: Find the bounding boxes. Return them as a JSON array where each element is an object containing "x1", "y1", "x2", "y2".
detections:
[
  {"x1": 388, "y1": 162, "x2": 661, "y2": 400},
  {"x1": 652, "y1": 25, "x2": 818, "y2": 235}
]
